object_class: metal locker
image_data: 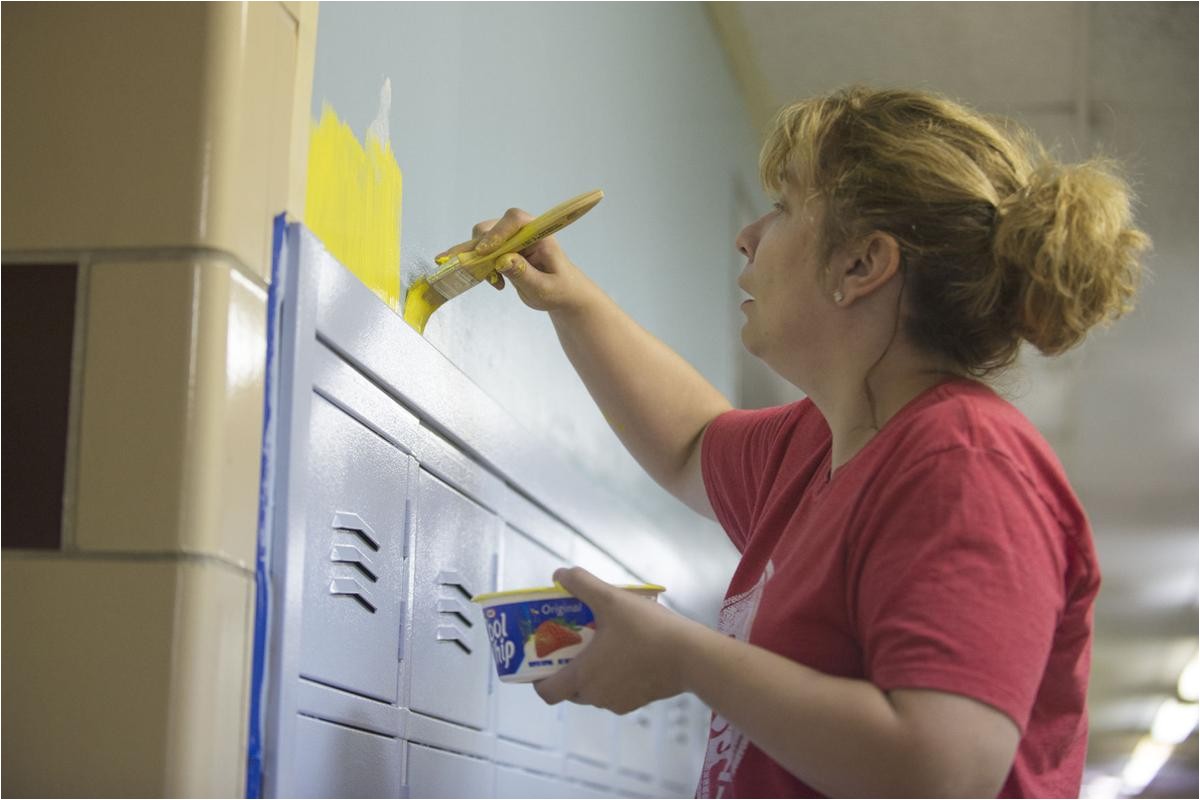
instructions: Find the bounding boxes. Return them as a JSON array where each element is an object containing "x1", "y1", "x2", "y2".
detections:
[
  {"x1": 260, "y1": 224, "x2": 703, "y2": 799},
  {"x1": 408, "y1": 468, "x2": 498, "y2": 730},
  {"x1": 659, "y1": 694, "x2": 703, "y2": 792},
  {"x1": 290, "y1": 715, "x2": 402, "y2": 798},
  {"x1": 564, "y1": 703, "x2": 616, "y2": 766},
  {"x1": 561, "y1": 538, "x2": 620, "y2": 767},
  {"x1": 573, "y1": 538, "x2": 641, "y2": 586},
  {"x1": 406, "y1": 742, "x2": 494, "y2": 798},
  {"x1": 298, "y1": 394, "x2": 409, "y2": 703},
  {"x1": 494, "y1": 765, "x2": 571, "y2": 799},
  {"x1": 559, "y1": 781, "x2": 611, "y2": 800},
  {"x1": 616, "y1": 704, "x2": 660, "y2": 783},
  {"x1": 495, "y1": 524, "x2": 566, "y2": 749}
]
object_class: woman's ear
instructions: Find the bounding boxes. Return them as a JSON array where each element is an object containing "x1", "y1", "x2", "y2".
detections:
[{"x1": 834, "y1": 232, "x2": 902, "y2": 303}]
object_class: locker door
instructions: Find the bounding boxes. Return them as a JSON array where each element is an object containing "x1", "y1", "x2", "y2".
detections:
[
  {"x1": 660, "y1": 694, "x2": 704, "y2": 792},
  {"x1": 564, "y1": 703, "x2": 616, "y2": 766},
  {"x1": 495, "y1": 524, "x2": 566, "y2": 749},
  {"x1": 289, "y1": 715, "x2": 402, "y2": 798},
  {"x1": 407, "y1": 742, "x2": 494, "y2": 798},
  {"x1": 299, "y1": 394, "x2": 408, "y2": 703},
  {"x1": 408, "y1": 468, "x2": 497, "y2": 730},
  {"x1": 616, "y1": 704, "x2": 660, "y2": 782},
  {"x1": 495, "y1": 765, "x2": 572, "y2": 799}
]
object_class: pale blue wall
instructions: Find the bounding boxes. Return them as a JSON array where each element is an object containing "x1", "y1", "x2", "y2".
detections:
[{"x1": 310, "y1": 2, "x2": 764, "y2": 618}]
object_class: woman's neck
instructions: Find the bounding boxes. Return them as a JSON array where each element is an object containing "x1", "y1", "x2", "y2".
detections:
[{"x1": 813, "y1": 357, "x2": 964, "y2": 476}]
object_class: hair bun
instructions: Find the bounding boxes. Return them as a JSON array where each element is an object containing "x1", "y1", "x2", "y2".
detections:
[{"x1": 992, "y1": 158, "x2": 1151, "y2": 355}]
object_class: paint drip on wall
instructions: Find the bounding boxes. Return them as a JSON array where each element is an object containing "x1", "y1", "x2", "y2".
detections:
[{"x1": 305, "y1": 80, "x2": 403, "y2": 311}]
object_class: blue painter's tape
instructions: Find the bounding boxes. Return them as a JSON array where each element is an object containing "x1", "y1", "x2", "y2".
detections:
[{"x1": 245, "y1": 212, "x2": 288, "y2": 798}]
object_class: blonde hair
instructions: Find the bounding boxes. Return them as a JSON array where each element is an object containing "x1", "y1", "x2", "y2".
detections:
[{"x1": 760, "y1": 86, "x2": 1151, "y2": 376}]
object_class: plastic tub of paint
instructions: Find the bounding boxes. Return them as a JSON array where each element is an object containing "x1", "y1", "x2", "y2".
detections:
[{"x1": 471, "y1": 583, "x2": 666, "y2": 683}]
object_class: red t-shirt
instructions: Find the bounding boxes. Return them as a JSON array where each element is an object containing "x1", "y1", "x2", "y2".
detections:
[{"x1": 696, "y1": 378, "x2": 1099, "y2": 798}]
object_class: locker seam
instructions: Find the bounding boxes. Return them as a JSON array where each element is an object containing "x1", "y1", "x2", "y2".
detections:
[
  {"x1": 297, "y1": 673, "x2": 396, "y2": 707},
  {"x1": 406, "y1": 739, "x2": 491, "y2": 762},
  {"x1": 312, "y1": 383, "x2": 415, "y2": 457},
  {"x1": 296, "y1": 712, "x2": 398, "y2": 740}
]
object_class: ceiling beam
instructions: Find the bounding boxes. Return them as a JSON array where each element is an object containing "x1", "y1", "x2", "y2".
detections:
[{"x1": 704, "y1": 3, "x2": 777, "y2": 137}]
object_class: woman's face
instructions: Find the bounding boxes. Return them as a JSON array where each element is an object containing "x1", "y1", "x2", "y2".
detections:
[{"x1": 735, "y1": 184, "x2": 839, "y2": 383}]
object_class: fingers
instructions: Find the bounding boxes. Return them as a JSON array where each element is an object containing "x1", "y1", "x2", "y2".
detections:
[
  {"x1": 495, "y1": 253, "x2": 549, "y2": 296},
  {"x1": 474, "y1": 207, "x2": 534, "y2": 256},
  {"x1": 495, "y1": 253, "x2": 527, "y2": 277},
  {"x1": 552, "y1": 566, "x2": 614, "y2": 609},
  {"x1": 434, "y1": 234, "x2": 486, "y2": 265},
  {"x1": 534, "y1": 663, "x2": 580, "y2": 706},
  {"x1": 471, "y1": 219, "x2": 499, "y2": 239},
  {"x1": 434, "y1": 207, "x2": 536, "y2": 265}
]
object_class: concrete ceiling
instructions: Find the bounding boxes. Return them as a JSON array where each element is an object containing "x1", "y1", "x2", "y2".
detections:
[{"x1": 708, "y1": 2, "x2": 1198, "y2": 796}]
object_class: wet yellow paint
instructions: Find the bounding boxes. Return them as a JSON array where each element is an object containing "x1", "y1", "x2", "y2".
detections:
[
  {"x1": 305, "y1": 105, "x2": 403, "y2": 311},
  {"x1": 401, "y1": 276, "x2": 446, "y2": 335}
]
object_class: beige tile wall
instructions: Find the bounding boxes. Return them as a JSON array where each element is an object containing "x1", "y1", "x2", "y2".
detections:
[
  {"x1": 1, "y1": 1, "x2": 304, "y2": 282},
  {"x1": 74, "y1": 257, "x2": 267, "y2": 570},
  {"x1": 1, "y1": 556, "x2": 177, "y2": 797},
  {"x1": 0, "y1": 2, "x2": 318, "y2": 796},
  {"x1": 0, "y1": 555, "x2": 253, "y2": 797}
]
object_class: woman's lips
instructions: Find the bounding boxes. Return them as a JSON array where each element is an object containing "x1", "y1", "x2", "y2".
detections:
[{"x1": 738, "y1": 284, "x2": 753, "y2": 309}]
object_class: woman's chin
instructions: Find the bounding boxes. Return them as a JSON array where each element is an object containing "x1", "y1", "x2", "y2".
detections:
[{"x1": 739, "y1": 326, "x2": 762, "y2": 357}]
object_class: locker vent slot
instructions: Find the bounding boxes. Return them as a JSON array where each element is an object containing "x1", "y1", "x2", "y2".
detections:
[
  {"x1": 435, "y1": 621, "x2": 473, "y2": 654},
  {"x1": 327, "y1": 513, "x2": 383, "y2": 615},
  {"x1": 330, "y1": 543, "x2": 379, "y2": 583},
  {"x1": 436, "y1": 597, "x2": 474, "y2": 628},
  {"x1": 330, "y1": 577, "x2": 378, "y2": 613},
  {"x1": 434, "y1": 569, "x2": 477, "y2": 647},
  {"x1": 331, "y1": 510, "x2": 381, "y2": 551}
]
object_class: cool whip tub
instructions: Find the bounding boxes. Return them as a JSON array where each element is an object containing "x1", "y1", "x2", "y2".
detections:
[{"x1": 471, "y1": 583, "x2": 665, "y2": 683}]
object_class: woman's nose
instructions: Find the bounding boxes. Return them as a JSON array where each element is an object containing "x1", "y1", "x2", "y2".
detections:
[{"x1": 735, "y1": 222, "x2": 756, "y2": 260}]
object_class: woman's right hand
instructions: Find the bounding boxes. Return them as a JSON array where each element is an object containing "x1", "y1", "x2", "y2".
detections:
[{"x1": 434, "y1": 207, "x2": 598, "y2": 314}]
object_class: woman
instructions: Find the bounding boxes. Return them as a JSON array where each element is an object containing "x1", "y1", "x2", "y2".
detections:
[{"x1": 438, "y1": 86, "x2": 1149, "y2": 797}]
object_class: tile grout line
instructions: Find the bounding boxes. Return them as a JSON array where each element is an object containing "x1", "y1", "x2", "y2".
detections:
[
  {"x1": 2, "y1": 548, "x2": 257, "y2": 579},
  {"x1": 2, "y1": 245, "x2": 271, "y2": 291}
]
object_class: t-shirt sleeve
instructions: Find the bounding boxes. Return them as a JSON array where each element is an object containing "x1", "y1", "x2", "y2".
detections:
[
  {"x1": 700, "y1": 403, "x2": 807, "y2": 551},
  {"x1": 852, "y1": 447, "x2": 1071, "y2": 733}
]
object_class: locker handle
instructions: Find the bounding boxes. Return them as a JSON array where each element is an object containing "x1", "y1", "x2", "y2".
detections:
[
  {"x1": 330, "y1": 544, "x2": 379, "y2": 582},
  {"x1": 329, "y1": 577, "x2": 377, "y2": 613},
  {"x1": 330, "y1": 511, "x2": 380, "y2": 551},
  {"x1": 436, "y1": 623, "x2": 472, "y2": 655}
]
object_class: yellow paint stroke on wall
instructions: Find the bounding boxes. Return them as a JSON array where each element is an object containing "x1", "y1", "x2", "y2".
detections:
[{"x1": 304, "y1": 104, "x2": 403, "y2": 311}]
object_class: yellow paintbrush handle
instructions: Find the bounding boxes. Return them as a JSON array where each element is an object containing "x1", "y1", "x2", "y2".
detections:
[
  {"x1": 430, "y1": 189, "x2": 604, "y2": 293},
  {"x1": 482, "y1": 189, "x2": 605, "y2": 259}
]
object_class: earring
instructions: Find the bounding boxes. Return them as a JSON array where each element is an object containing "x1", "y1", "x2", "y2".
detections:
[{"x1": 833, "y1": 290, "x2": 844, "y2": 304}]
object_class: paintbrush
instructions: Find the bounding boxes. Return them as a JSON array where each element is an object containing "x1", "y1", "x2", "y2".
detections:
[{"x1": 403, "y1": 189, "x2": 604, "y2": 334}]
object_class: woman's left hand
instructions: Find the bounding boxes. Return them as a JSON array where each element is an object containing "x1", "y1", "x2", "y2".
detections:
[{"x1": 534, "y1": 567, "x2": 696, "y2": 715}]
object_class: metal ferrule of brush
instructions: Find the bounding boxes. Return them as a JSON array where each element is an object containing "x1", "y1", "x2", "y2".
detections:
[{"x1": 428, "y1": 252, "x2": 496, "y2": 300}]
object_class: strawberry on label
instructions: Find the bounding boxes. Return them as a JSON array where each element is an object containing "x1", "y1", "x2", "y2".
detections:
[{"x1": 533, "y1": 619, "x2": 583, "y2": 658}]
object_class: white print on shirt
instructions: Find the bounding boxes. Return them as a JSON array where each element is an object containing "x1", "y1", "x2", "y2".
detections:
[{"x1": 698, "y1": 560, "x2": 775, "y2": 798}]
